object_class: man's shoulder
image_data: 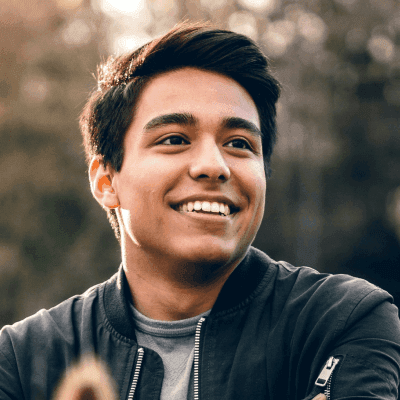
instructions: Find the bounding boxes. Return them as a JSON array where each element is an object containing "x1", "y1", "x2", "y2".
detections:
[
  {"x1": 277, "y1": 258, "x2": 390, "y2": 301},
  {"x1": 247, "y1": 247, "x2": 394, "y2": 322},
  {"x1": 266, "y1": 256, "x2": 395, "y2": 330},
  {"x1": 249, "y1": 246, "x2": 387, "y2": 299},
  {"x1": 0, "y1": 272, "x2": 120, "y2": 399},
  {"x1": 0, "y1": 273, "x2": 114, "y2": 349}
]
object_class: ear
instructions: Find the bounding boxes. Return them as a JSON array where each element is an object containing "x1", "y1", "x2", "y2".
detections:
[{"x1": 89, "y1": 157, "x2": 120, "y2": 209}]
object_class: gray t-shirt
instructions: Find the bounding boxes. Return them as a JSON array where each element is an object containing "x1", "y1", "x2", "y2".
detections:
[{"x1": 131, "y1": 305, "x2": 211, "y2": 400}]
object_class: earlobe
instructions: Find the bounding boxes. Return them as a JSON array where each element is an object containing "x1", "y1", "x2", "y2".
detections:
[{"x1": 89, "y1": 157, "x2": 120, "y2": 209}]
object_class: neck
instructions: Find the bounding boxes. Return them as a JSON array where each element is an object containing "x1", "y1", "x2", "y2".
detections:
[{"x1": 122, "y1": 244, "x2": 242, "y2": 321}]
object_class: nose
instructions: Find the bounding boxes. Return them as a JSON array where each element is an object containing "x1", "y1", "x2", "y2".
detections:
[{"x1": 189, "y1": 138, "x2": 231, "y2": 182}]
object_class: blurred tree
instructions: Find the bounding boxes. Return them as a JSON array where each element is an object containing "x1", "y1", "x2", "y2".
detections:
[
  {"x1": 0, "y1": 0, "x2": 120, "y2": 325},
  {"x1": 1, "y1": 0, "x2": 400, "y2": 327}
]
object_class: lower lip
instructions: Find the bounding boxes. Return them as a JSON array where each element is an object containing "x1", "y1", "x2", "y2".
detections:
[{"x1": 173, "y1": 208, "x2": 235, "y2": 222}]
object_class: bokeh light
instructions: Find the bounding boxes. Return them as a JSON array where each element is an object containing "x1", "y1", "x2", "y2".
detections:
[
  {"x1": 92, "y1": 0, "x2": 153, "y2": 54},
  {"x1": 200, "y1": 0, "x2": 229, "y2": 12},
  {"x1": 111, "y1": 32, "x2": 153, "y2": 55},
  {"x1": 148, "y1": 0, "x2": 177, "y2": 16},
  {"x1": 97, "y1": 0, "x2": 149, "y2": 16},
  {"x1": 284, "y1": 3, "x2": 304, "y2": 23},
  {"x1": 237, "y1": 0, "x2": 279, "y2": 14},
  {"x1": 262, "y1": 19, "x2": 296, "y2": 58},
  {"x1": 62, "y1": 19, "x2": 92, "y2": 47},
  {"x1": 367, "y1": 34, "x2": 395, "y2": 63},
  {"x1": 228, "y1": 11, "x2": 258, "y2": 42},
  {"x1": 20, "y1": 77, "x2": 49, "y2": 103},
  {"x1": 298, "y1": 12, "x2": 327, "y2": 45}
]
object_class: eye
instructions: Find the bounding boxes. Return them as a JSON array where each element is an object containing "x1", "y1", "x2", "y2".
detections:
[
  {"x1": 226, "y1": 138, "x2": 252, "y2": 150},
  {"x1": 160, "y1": 136, "x2": 189, "y2": 145}
]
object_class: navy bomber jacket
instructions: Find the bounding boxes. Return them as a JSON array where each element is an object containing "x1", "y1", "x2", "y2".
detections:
[{"x1": 1, "y1": 247, "x2": 400, "y2": 399}]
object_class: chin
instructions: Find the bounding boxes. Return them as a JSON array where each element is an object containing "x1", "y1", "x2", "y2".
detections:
[
  {"x1": 171, "y1": 238, "x2": 242, "y2": 268},
  {"x1": 174, "y1": 251, "x2": 234, "y2": 286}
]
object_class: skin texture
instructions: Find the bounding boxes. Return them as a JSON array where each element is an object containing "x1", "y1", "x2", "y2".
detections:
[{"x1": 90, "y1": 67, "x2": 266, "y2": 320}]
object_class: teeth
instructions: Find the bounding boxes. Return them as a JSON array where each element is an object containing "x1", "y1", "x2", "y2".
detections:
[
  {"x1": 194, "y1": 201, "x2": 202, "y2": 211},
  {"x1": 202, "y1": 201, "x2": 211, "y2": 212},
  {"x1": 211, "y1": 202, "x2": 220, "y2": 213},
  {"x1": 177, "y1": 200, "x2": 232, "y2": 215}
]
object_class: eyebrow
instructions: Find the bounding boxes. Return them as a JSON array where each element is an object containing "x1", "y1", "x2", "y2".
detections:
[
  {"x1": 143, "y1": 112, "x2": 262, "y2": 137},
  {"x1": 143, "y1": 113, "x2": 196, "y2": 131},
  {"x1": 222, "y1": 116, "x2": 262, "y2": 138}
]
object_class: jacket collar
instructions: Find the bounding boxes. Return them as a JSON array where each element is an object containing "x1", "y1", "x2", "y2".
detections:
[
  {"x1": 103, "y1": 246, "x2": 276, "y2": 338},
  {"x1": 103, "y1": 264, "x2": 137, "y2": 339},
  {"x1": 211, "y1": 247, "x2": 276, "y2": 314}
]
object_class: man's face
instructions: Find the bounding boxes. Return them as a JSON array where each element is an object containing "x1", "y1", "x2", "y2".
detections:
[{"x1": 112, "y1": 67, "x2": 266, "y2": 270}]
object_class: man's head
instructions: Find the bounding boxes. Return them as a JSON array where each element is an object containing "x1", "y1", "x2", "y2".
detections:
[{"x1": 80, "y1": 21, "x2": 280, "y2": 250}]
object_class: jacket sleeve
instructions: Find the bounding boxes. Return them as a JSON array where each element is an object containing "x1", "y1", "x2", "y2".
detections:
[
  {"x1": 0, "y1": 307, "x2": 75, "y2": 400},
  {"x1": 309, "y1": 297, "x2": 400, "y2": 400},
  {"x1": 0, "y1": 328, "x2": 24, "y2": 400}
]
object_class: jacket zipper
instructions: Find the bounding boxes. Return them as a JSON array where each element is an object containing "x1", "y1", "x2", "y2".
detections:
[
  {"x1": 324, "y1": 374, "x2": 333, "y2": 400},
  {"x1": 127, "y1": 347, "x2": 144, "y2": 400},
  {"x1": 315, "y1": 356, "x2": 340, "y2": 400},
  {"x1": 193, "y1": 317, "x2": 206, "y2": 400}
]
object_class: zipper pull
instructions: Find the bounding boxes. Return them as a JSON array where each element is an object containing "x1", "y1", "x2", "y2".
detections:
[{"x1": 315, "y1": 356, "x2": 340, "y2": 387}]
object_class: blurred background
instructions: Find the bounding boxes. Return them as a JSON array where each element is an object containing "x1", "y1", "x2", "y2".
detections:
[{"x1": 1, "y1": 0, "x2": 400, "y2": 327}]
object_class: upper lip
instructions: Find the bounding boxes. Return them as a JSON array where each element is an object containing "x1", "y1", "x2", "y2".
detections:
[{"x1": 171, "y1": 194, "x2": 240, "y2": 212}]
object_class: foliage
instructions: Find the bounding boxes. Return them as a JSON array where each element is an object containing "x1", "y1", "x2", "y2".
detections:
[{"x1": 0, "y1": 0, "x2": 399, "y2": 327}]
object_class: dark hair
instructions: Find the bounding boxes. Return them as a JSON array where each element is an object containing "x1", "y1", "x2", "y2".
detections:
[{"x1": 80, "y1": 21, "x2": 281, "y2": 241}]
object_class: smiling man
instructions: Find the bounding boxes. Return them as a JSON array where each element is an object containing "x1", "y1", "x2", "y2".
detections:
[
  {"x1": 1, "y1": 21, "x2": 400, "y2": 400},
  {"x1": 92, "y1": 66, "x2": 266, "y2": 321}
]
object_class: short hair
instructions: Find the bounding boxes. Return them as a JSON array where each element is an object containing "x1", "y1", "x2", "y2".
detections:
[{"x1": 80, "y1": 21, "x2": 281, "y2": 242}]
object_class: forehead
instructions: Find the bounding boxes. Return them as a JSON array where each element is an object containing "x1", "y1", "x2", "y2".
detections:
[{"x1": 132, "y1": 67, "x2": 260, "y2": 130}]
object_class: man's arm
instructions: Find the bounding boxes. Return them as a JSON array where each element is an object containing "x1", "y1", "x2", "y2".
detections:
[
  {"x1": 0, "y1": 342, "x2": 24, "y2": 399},
  {"x1": 311, "y1": 300, "x2": 400, "y2": 399}
]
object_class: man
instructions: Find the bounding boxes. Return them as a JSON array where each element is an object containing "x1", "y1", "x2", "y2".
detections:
[{"x1": 1, "y1": 21, "x2": 400, "y2": 400}]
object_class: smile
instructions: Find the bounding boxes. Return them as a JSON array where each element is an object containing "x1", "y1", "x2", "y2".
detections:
[{"x1": 173, "y1": 201, "x2": 238, "y2": 216}]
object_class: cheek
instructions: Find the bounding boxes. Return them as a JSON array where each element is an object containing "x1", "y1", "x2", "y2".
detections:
[
  {"x1": 239, "y1": 161, "x2": 266, "y2": 234},
  {"x1": 116, "y1": 160, "x2": 181, "y2": 218},
  {"x1": 244, "y1": 159, "x2": 266, "y2": 203}
]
